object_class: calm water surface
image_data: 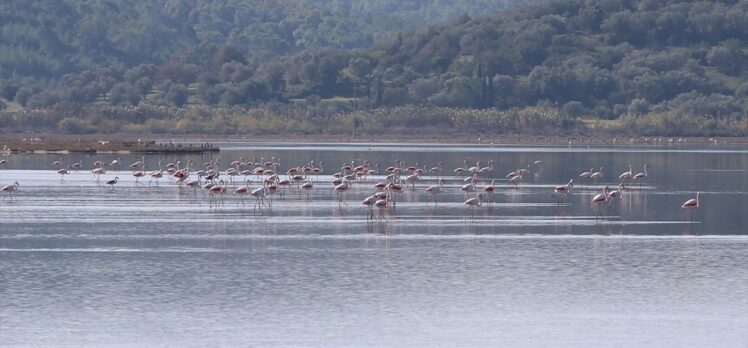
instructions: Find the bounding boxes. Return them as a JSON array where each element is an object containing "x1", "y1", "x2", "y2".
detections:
[{"x1": 1, "y1": 143, "x2": 747, "y2": 347}]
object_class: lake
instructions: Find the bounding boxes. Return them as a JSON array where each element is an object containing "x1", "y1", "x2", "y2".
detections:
[{"x1": 1, "y1": 142, "x2": 747, "y2": 347}]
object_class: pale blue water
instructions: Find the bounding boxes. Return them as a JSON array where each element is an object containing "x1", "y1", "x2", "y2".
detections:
[{"x1": 1, "y1": 143, "x2": 747, "y2": 347}]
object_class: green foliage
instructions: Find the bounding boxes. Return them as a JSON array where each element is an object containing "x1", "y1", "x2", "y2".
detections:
[{"x1": 2, "y1": 0, "x2": 747, "y2": 137}]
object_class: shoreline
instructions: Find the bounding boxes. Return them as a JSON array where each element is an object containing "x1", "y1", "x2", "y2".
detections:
[{"x1": 2, "y1": 133, "x2": 747, "y2": 153}]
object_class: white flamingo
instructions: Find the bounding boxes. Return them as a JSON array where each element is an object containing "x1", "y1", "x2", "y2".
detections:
[
  {"x1": 362, "y1": 195, "x2": 378, "y2": 220},
  {"x1": 590, "y1": 167, "x2": 604, "y2": 185},
  {"x1": 1, "y1": 181, "x2": 19, "y2": 200},
  {"x1": 619, "y1": 164, "x2": 633, "y2": 183},
  {"x1": 464, "y1": 193, "x2": 483, "y2": 218},
  {"x1": 632, "y1": 164, "x2": 649, "y2": 187},
  {"x1": 425, "y1": 178, "x2": 446, "y2": 204}
]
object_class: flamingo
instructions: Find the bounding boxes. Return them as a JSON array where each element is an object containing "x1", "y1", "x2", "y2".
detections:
[
  {"x1": 51, "y1": 158, "x2": 64, "y2": 168},
  {"x1": 591, "y1": 186, "x2": 611, "y2": 218},
  {"x1": 483, "y1": 179, "x2": 496, "y2": 203},
  {"x1": 425, "y1": 178, "x2": 446, "y2": 204},
  {"x1": 208, "y1": 180, "x2": 227, "y2": 204},
  {"x1": 632, "y1": 164, "x2": 649, "y2": 187},
  {"x1": 251, "y1": 186, "x2": 269, "y2": 210},
  {"x1": 301, "y1": 181, "x2": 313, "y2": 199},
  {"x1": 509, "y1": 171, "x2": 522, "y2": 188},
  {"x1": 57, "y1": 167, "x2": 70, "y2": 181},
  {"x1": 148, "y1": 169, "x2": 164, "y2": 186},
  {"x1": 362, "y1": 195, "x2": 378, "y2": 220},
  {"x1": 619, "y1": 164, "x2": 633, "y2": 183},
  {"x1": 681, "y1": 192, "x2": 701, "y2": 222},
  {"x1": 552, "y1": 178, "x2": 574, "y2": 205},
  {"x1": 478, "y1": 160, "x2": 494, "y2": 175},
  {"x1": 454, "y1": 160, "x2": 468, "y2": 174},
  {"x1": 579, "y1": 168, "x2": 593, "y2": 185},
  {"x1": 185, "y1": 178, "x2": 201, "y2": 197},
  {"x1": 132, "y1": 170, "x2": 145, "y2": 183},
  {"x1": 607, "y1": 184, "x2": 625, "y2": 215},
  {"x1": 70, "y1": 160, "x2": 83, "y2": 172},
  {"x1": 460, "y1": 180, "x2": 476, "y2": 200},
  {"x1": 404, "y1": 173, "x2": 419, "y2": 191},
  {"x1": 333, "y1": 181, "x2": 349, "y2": 205},
  {"x1": 233, "y1": 180, "x2": 251, "y2": 206},
  {"x1": 106, "y1": 177, "x2": 119, "y2": 190},
  {"x1": 385, "y1": 182, "x2": 403, "y2": 207},
  {"x1": 91, "y1": 167, "x2": 106, "y2": 182},
  {"x1": 590, "y1": 167, "x2": 604, "y2": 185},
  {"x1": 464, "y1": 193, "x2": 483, "y2": 218},
  {"x1": 129, "y1": 157, "x2": 144, "y2": 169},
  {"x1": 1, "y1": 181, "x2": 19, "y2": 200},
  {"x1": 374, "y1": 195, "x2": 388, "y2": 218}
]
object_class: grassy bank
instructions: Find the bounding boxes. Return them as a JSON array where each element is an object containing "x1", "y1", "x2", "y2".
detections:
[{"x1": 2, "y1": 104, "x2": 746, "y2": 139}]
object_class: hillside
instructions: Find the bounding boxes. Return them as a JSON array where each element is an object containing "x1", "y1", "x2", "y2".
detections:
[
  {"x1": 0, "y1": 0, "x2": 530, "y2": 84},
  {"x1": 1, "y1": 0, "x2": 747, "y2": 136}
]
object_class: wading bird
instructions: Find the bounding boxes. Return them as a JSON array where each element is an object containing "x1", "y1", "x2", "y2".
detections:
[
  {"x1": 464, "y1": 193, "x2": 483, "y2": 218},
  {"x1": 591, "y1": 186, "x2": 611, "y2": 219},
  {"x1": 106, "y1": 177, "x2": 119, "y2": 190},
  {"x1": 681, "y1": 192, "x2": 701, "y2": 222},
  {"x1": 1, "y1": 181, "x2": 19, "y2": 200}
]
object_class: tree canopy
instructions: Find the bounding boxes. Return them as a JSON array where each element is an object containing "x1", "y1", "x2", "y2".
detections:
[{"x1": 1, "y1": 0, "x2": 747, "y2": 136}]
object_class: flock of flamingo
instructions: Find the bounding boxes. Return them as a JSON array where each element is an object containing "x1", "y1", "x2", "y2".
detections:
[{"x1": 0, "y1": 154, "x2": 702, "y2": 222}]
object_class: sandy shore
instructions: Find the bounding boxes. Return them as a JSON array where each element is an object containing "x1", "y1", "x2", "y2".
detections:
[{"x1": 1, "y1": 133, "x2": 746, "y2": 153}]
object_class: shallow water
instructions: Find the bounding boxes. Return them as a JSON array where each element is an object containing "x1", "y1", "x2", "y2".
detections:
[{"x1": 1, "y1": 143, "x2": 747, "y2": 347}]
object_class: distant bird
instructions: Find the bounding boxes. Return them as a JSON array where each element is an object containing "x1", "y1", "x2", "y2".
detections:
[
  {"x1": 57, "y1": 167, "x2": 70, "y2": 180},
  {"x1": 552, "y1": 178, "x2": 574, "y2": 204},
  {"x1": 106, "y1": 177, "x2": 119, "y2": 190},
  {"x1": 483, "y1": 179, "x2": 496, "y2": 203},
  {"x1": 333, "y1": 181, "x2": 349, "y2": 205},
  {"x1": 590, "y1": 167, "x2": 604, "y2": 185},
  {"x1": 619, "y1": 164, "x2": 633, "y2": 183},
  {"x1": 425, "y1": 178, "x2": 446, "y2": 204},
  {"x1": 464, "y1": 193, "x2": 483, "y2": 218},
  {"x1": 132, "y1": 170, "x2": 145, "y2": 183},
  {"x1": 362, "y1": 195, "x2": 378, "y2": 220},
  {"x1": 607, "y1": 184, "x2": 625, "y2": 215},
  {"x1": 1, "y1": 181, "x2": 19, "y2": 200},
  {"x1": 579, "y1": 168, "x2": 594, "y2": 185},
  {"x1": 632, "y1": 163, "x2": 649, "y2": 186},
  {"x1": 509, "y1": 171, "x2": 522, "y2": 188},
  {"x1": 591, "y1": 186, "x2": 611, "y2": 218},
  {"x1": 681, "y1": 192, "x2": 701, "y2": 222}
]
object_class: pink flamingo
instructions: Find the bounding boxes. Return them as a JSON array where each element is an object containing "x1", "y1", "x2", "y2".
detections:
[
  {"x1": 681, "y1": 192, "x2": 701, "y2": 222},
  {"x1": 233, "y1": 180, "x2": 251, "y2": 206},
  {"x1": 591, "y1": 186, "x2": 611, "y2": 218},
  {"x1": 483, "y1": 179, "x2": 496, "y2": 203},
  {"x1": 552, "y1": 178, "x2": 574, "y2": 205},
  {"x1": 425, "y1": 178, "x2": 446, "y2": 204}
]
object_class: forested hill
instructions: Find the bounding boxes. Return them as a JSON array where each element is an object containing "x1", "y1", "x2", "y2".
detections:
[
  {"x1": 0, "y1": 0, "x2": 530, "y2": 83},
  {"x1": 1, "y1": 0, "x2": 747, "y2": 136}
]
